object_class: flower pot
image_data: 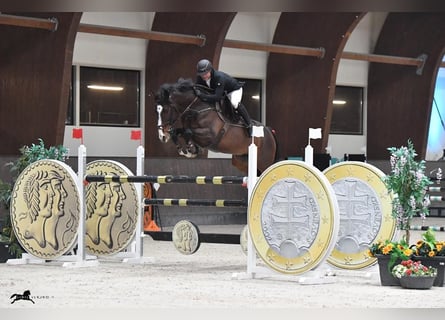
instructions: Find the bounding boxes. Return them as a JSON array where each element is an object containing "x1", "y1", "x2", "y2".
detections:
[
  {"x1": 412, "y1": 255, "x2": 445, "y2": 287},
  {"x1": 0, "y1": 242, "x2": 15, "y2": 263},
  {"x1": 399, "y1": 275, "x2": 436, "y2": 289},
  {"x1": 375, "y1": 254, "x2": 401, "y2": 286}
]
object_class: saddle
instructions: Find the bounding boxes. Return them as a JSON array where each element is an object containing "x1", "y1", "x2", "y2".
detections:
[{"x1": 193, "y1": 84, "x2": 241, "y2": 125}]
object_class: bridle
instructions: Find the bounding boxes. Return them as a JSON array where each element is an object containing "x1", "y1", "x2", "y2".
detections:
[{"x1": 157, "y1": 94, "x2": 199, "y2": 134}]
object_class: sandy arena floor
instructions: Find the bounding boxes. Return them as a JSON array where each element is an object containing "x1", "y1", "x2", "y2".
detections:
[{"x1": 1, "y1": 218, "x2": 445, "y2": 318}]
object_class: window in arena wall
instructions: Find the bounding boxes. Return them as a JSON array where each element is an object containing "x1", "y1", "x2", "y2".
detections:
[
  {"x1": 330, "y1": 85, "x2": 364, "y2": 135},
  {"x1": 67, "y1": 66, "x2": 141, "y2": 127},
  {"x1": 237, "y1": 77, "x2": 262, "y2": 122}
]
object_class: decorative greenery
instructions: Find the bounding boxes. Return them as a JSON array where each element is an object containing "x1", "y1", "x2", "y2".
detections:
[
  {"x1": 0, "y1": 138, "x2": 68, "y2": 258},
  {"x1": 368, "y1": 238, "x2": 412, "y2": 271},
  {"x1": 392, "y1": 259, "x2": 437, "y2": 278},
  {"x1": 412, "y1": 228, "x2": 445, "y2": 257},
  {"x1": 383, "y1": 140, "x2": 432, "y2": 244}
]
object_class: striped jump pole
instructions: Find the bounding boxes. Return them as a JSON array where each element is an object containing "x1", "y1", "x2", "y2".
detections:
[
  {"x1": 427, "y1": 186, "x2": 445, "y2": 192},
  {"x1": 144, "y1": 198, "x2": 247, "y2": 207},
  {"x1": 410, "y1": 225, "x2": 445, "y2": 232},
  {"x1": 429, "y1": 195, "x2": 445, "y2": 202},
  {"x1": 85, "y1": 174, "x2": 247, "y2": 186}
]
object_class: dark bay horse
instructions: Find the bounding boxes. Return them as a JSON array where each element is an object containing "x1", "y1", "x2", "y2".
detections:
[{"x1": 155, "y1": 78, "x2": 278, "y2": 174}]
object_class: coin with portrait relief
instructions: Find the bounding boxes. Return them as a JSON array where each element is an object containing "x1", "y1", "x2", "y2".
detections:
[
  {"x1": 85, "y1": 160, "x2": 139, "y2": 256},
  {"x1": 10, "y1": 160, "x2": 80, "y2": 259}
]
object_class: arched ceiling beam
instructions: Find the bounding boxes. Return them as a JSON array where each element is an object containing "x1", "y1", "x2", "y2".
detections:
[
  {"x1": 1, "y1": 14, "x2": 443, "y2": 70},
  {"x1": 223, "y1": 39, "x2": 325, "y2": 58},
  {"x1": 0, "y1": 13, "x2": 58, "y2": 31},
  {"x1": 78, "y1": 23, "x2": 206, "y2": 46},
  {"x1": 342, "y1": 51, "x2": 428, "y2": 75},
  {"x1": 77, "y1": 22, "x2": 434, "y2": 71}
]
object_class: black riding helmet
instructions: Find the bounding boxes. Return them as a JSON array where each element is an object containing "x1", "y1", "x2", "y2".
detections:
[{"x1": 196, "y1": 59, "x2": 213, "y2": 75}]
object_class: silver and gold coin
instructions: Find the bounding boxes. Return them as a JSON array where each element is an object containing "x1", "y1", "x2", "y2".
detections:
[
  {"x1": 324, "y1": 161, "x2": 396, "y2": 270},
  {"x1": 10, "y1": 159, "x2": 80, "y2": 259},
  {"x1": 248, "y1": 160, "x2": 339, "y2": 275},
  {"x1": 172, "y1": 220, "x2": 200, "y2": 255},
  {"x1": 240, "y1": 224, "x2": 248, "y2": 255},
  {"x1": 85, "y1": 160, "x2": 139, "y2": 256}
]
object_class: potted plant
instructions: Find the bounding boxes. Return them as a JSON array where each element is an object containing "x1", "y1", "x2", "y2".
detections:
[
  {"x1": 368, "y1": 238, "x2": 412, "y2": 286},
  {"x1": 383, "y1": 140, "x2": 432, "y2": 245},
  {"x1": 0, "y1": 138, "x2": 68, "y2": 261},
  {"x1": 411, "y1": 227, "x2": 445, "y2": 287},
  {"x1": 391, "y1": 259, "x2": 437, "y2": 289}
]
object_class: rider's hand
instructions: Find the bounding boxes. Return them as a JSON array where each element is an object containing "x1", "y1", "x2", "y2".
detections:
[{"x1": 194, "y1": 88, "x2": 202, "y2": 97}]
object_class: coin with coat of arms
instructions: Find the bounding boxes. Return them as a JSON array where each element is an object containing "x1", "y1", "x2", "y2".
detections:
[
  {"x1": 85, "y1": 160, "x2": 139, "y2": 256},
  {"x1": 248, "y1": 160, "x2": 339, "y2": 275},
  {"x1": 10, "y1": 159, "x2": 80, "y2": 259},
  {"x1": 324, "y1": 161, "x2": 396, "y2": 270}
]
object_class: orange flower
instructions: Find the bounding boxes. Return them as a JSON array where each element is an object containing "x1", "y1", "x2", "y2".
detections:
[{"x1": 382, "y1": 244, "x2": 393, "y2": 254}]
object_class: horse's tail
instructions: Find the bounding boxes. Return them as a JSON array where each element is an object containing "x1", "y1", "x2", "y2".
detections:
[{"x1": 10, "y1": 294, "x2": 17, "y2": 299}]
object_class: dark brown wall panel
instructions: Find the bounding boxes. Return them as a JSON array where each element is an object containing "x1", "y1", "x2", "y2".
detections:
[
  {"x1": 145, "y1": 13, "x2": 236, "y2": 157},
  {"x1": 367, "y1": 13, "x2": 445, "y2": 160},
  {"x1": 0, "y1": 13, "x2": 81, "y2": 155},
  {"x1": 266, "y1": 13, "x2": 364, "y2": 159}
]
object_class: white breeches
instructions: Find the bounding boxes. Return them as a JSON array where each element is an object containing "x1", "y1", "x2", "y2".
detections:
[{"x1": 228, "y1": 87, "x2": 243, "y2": 108}]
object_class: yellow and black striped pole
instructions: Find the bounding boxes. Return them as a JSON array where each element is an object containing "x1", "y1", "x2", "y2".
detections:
[
  {"x1": 144, "y1": 198, "x2": 247, "y2": 207},
  {"x1": 85, "y1": 175, "x2": 247, "y2": 185}
]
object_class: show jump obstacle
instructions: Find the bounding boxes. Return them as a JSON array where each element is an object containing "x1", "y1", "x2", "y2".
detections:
[{"x1": 7, "y1": 126, "x2": 400, "y2": 283}]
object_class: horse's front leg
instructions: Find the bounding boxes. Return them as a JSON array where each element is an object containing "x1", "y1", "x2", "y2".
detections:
[
  {"x1": 173, "y1": 129, "x2": 199, "y2": 158},
  {"x1": 182, "y1": 129, "x2": 200, "y2": 158},
  {"x1": 183, "y1": 141, "x2": 199, "y2": 158}
]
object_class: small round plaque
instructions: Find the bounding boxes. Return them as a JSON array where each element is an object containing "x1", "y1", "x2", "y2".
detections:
[{"x1": 172, "y1": 220, "x2": 201, "y2": 255}]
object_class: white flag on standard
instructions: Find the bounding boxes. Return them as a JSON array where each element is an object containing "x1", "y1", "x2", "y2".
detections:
[
  {"x1": 309, "y1": 128, "x2": 322, "y2": 139},
  {"x1": 252, "y1": 126, "x2": 264, "y2": 138}
]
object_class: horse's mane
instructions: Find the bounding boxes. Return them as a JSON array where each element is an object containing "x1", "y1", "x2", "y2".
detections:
[
  {"x1": 155, "y1": 83, "x2": 172, "y2": 105},
  {"x1": 175, "y1": 78, "x2": 195, "y2": 93}
]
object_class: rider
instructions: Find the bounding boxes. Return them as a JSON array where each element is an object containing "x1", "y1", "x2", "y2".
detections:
[{"x1": 194, "y1": 59, "x2": 253, "y2": 135}]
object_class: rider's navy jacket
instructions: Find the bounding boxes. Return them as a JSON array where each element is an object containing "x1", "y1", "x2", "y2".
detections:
[{"x1": 195, "y1": 69, "x2": 243, "y2": 103}]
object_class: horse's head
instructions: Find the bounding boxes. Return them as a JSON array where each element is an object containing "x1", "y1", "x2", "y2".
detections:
[
  {"x1": 155, "y1": 78, "x2": 197, "y2": 144},
  {"x1": 155, "y1": 83, "x2": 176, "y2": 143}
]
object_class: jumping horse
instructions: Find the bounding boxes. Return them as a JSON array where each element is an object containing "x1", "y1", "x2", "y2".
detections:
[{"x1": 155, "y1": 78, "x2": 278, "y2": 174}]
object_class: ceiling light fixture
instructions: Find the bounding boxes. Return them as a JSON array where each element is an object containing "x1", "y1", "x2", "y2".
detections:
[
  {"x1": 87, "y1": 84, "x2": 124, "y2": 91},
  {"x1": 333, "y1": 99, "x2": 346, "y2": 105}
]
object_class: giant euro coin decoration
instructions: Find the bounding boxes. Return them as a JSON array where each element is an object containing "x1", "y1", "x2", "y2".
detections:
[
  {"x1": 85, "y1": 160, "x2": 139, "y2": 256},
  {"x1": 10, "y1": 160, "x2": 81, "y2": 259},
  {"x1": 323, "y1": 161, "x2": 396, "y2": 270},
  {"x1": 248, "y1": 160, "x2": 339, "y2": 275}
]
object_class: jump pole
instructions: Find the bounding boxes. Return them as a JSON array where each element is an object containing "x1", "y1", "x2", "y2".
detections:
[
  {"x1": 62, "y1": 143, "x2": 99, "y2": 268},
  {"x1": 233, "y1": 126, "x2": 283, "y2": 279},
  {"x1": 246, "y1": 126, "x2": 260, "y2": 277},
  {"x1": 122, "y1": 144, "x2": 155, "y2": 264}
]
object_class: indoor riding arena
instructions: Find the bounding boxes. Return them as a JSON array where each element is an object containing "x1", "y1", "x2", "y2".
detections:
[{"x1": 1, "y1": 5, "x2": 445, "y2": 316}]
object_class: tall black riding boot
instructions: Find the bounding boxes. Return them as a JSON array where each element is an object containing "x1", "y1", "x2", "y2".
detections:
[{"x1": 237, "y1": 103, "x2": 252, "y2": 136}]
